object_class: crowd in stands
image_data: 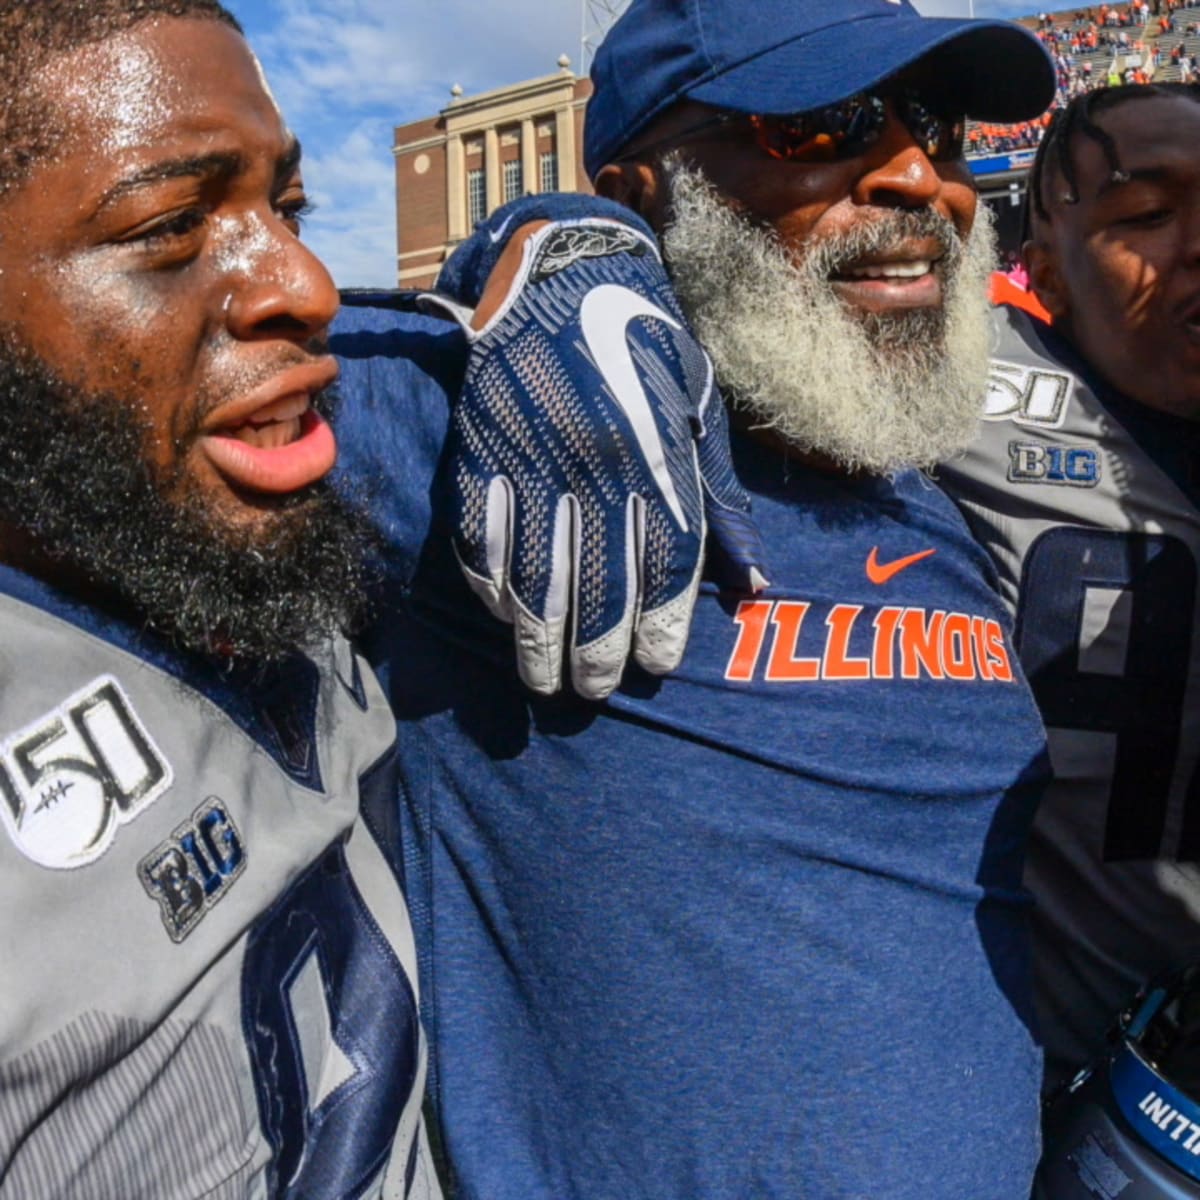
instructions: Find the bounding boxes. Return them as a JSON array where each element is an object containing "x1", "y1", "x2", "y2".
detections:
[
  {"x1": 966, "y1": 0, "x2": 1200, "y2": 157},
  {"x1": 968, "y1": 115, "x2": 1053, "y2": 156}
]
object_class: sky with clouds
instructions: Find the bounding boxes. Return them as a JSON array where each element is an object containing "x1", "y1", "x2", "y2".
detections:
[{"x1": 226, "y1": 0, "x2": 1037, "y2": 288}]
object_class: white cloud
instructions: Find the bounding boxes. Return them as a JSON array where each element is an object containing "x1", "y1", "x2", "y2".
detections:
[
  {"x1": 299, "y1": 117, "x2": 398, "y2": 288},
  {"x1": 254, "y1": 0, "x2": 583, "y2": 121}
]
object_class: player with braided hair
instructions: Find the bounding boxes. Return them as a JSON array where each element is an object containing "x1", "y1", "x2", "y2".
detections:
[
  {"x1": 939, "y1": 81, "x2": 1200, "y2": 1090},
  {"x1": 1023, "y1": 83, "x2": 1198, "y2": 232}
]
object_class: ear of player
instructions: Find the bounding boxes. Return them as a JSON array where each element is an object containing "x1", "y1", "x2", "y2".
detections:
[{"x1": 432, "y1": 196, "x2": 769, "y2": 700}]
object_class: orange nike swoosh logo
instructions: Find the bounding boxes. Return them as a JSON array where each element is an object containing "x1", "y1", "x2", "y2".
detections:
[{"x1": 866, "y1": 546, "x2": 937, "y2": 585}]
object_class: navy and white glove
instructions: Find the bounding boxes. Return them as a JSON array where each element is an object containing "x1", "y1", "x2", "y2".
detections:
[{"x1": 429, "y1": 195, "x2": 768, "y2": 700}]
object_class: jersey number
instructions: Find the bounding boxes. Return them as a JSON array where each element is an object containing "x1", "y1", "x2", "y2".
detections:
[
  {"x1": 1016, "y1": 527, "x2": 1197, "y2": 861},
  {"x1": 242, "y1": 759, "x2": 419, "y2": 1198}
]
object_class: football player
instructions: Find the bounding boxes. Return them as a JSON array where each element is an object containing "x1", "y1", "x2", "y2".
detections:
[
  {"x1": 940, "y1": 82, "x2": 1200, "y2": 1091},
  {"x1": 0, "y1": 7, "x2": 747, "y2": 1192},
  {"x1": 0, "y1": 3, "x2": 437, "y2": 1192}
]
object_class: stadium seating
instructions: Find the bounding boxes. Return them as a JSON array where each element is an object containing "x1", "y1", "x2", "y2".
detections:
[{"x1": 966, "y1": 0, "x2": 1200, "y2": 159}]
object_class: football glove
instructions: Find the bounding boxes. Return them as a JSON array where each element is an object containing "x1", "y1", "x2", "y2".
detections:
[{"x1": 429, "y1": 196, "x2": 768, "y2": 699}]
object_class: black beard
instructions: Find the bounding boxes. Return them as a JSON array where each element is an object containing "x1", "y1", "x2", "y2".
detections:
[{"x1": 0, "y1": 332, "x2": 376, "y2": 665}]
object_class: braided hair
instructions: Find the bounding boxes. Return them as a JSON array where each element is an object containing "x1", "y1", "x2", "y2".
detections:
[
  {"x1": 1022, "y1": 82, "x2": 1200, "y2": 244},
  {"x1": 0, "y1": 0, "x2": 242, "y2": 196}
]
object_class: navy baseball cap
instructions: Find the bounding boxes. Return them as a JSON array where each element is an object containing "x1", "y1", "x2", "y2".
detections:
[{"x1": 584, "y1": 0, "x2": 1057, "y2": 176}]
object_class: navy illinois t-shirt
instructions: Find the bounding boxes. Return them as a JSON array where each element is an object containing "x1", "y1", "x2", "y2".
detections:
[{"x1": 333, "y1": 301, "x2": 1050, "y2": 1200}]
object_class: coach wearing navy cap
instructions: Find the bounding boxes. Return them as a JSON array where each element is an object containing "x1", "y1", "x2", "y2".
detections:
[
  {"x1": 585, "y1": 0, "x2": 1053, "y2": 178},
  {"x1": 577, "y1": 0, "x2": 1053, "y2": 475},
  {"x1": 412, "y1": 2, "x2": 1059, "y2": 1198}
]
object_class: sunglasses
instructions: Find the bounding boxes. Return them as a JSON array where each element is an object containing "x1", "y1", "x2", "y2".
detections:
[{"x1": 636, "y1": 87, "x2": 967, "y2": 165}]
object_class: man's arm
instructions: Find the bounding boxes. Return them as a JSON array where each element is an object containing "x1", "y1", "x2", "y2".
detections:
[{"x1": 330, "y1": 294, "x2": 464, "y2": 591}]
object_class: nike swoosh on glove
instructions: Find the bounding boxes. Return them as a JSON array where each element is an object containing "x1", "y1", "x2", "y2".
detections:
[{"x1": 431, "y1": 199, "x2": 768, "y2": 700}]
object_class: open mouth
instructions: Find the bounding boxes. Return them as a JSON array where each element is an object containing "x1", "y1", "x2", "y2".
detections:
[
  {"x1": 828, "y1": 247, "x2": 946, "y2": 313},
  {"x1": 199, "y1": 361, "x2": 339, "y2": 495},
  {"x1": 223, "y1": 392, "x2": 312, "y2": 449}
]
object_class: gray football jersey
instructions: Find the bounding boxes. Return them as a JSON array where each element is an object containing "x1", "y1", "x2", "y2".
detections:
[
  {"x1": 0, "y1": 569, "x2": 439, "y2": 1199},
  {"x1": 940, "y1": 303, "x2": 1200, "y2": 1088}
]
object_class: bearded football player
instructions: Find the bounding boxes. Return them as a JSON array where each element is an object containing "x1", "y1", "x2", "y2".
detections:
[
  {"x1": 0, "y1": 6, "x2": 743, "y2": 1193},
  {"x1": 0, "y1": 4, "x2": 437, "y2": 1193}
]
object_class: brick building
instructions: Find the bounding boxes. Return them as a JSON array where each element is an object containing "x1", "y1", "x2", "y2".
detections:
[
  {"x1": 392, "y1": 60, "x2": 593, "y2": 289},
  {"x1": 393, "y1": 0, "x2": 1184, "y2": 284}
]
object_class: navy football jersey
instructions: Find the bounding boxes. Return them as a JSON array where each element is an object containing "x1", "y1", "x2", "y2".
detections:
[
  {"x1": 941, "y1": 303, "x2": 1200, "y2": 1087},
  {"x1": 0, "y1": 564, "x2": 438, "y2": 1199}
]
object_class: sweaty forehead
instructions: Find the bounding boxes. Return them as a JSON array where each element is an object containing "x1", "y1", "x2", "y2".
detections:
[{"x1": 32, "y1": 17, "x2": 285, "y2": 163}]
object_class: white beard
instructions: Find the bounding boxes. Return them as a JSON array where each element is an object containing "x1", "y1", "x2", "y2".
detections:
[{"x1": 659, "y1": 160, "x2": 996, "y2": 475}]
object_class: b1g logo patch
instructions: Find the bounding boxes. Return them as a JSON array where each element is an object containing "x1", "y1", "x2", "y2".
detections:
[
  {"x1": 1008, "y1": 440, "x2": 1100, "y2": 487},
  {"x1": 140, "y1": 799, "x2": 245, "y2": 942},
  {"x1": 0, "y1": 676, "x2": 173, "y2": 870},
  {"x1": 984, "y1": 359, "x2": 1074, "y2": 428}
]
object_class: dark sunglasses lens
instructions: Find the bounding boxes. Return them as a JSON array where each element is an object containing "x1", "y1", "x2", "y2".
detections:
[
  {"x1": 898, "y1": 90, "x2": 966, "y2": 160},
  {"x1": 833, "y1": 94, "x2": 888, "y2": 153},
  {"x1": 752, "y1": 91, "x2": 965, "y2": 163},
  {"x1": 752, "y1": 95, "x2": 886, "y2": 162}
]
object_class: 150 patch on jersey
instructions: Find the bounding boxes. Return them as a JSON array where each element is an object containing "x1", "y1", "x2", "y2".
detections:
[
  {"x1": 985, "y1": 359, "x2": 1074, "y2": 428},
  {"x1": 0, "y1": 676, "x2": 173, "y2": 870}
]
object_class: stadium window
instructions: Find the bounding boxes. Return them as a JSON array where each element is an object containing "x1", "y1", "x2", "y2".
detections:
[
  {"x1": 467, "y1": 168, "x2": 485, "y2": 226},
  {"x1": 540, "y1": 150, "x2": 558, "y2": 193},
  {"x1": 503, "y1": 158, "x2": 523, "y2": 204}
]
